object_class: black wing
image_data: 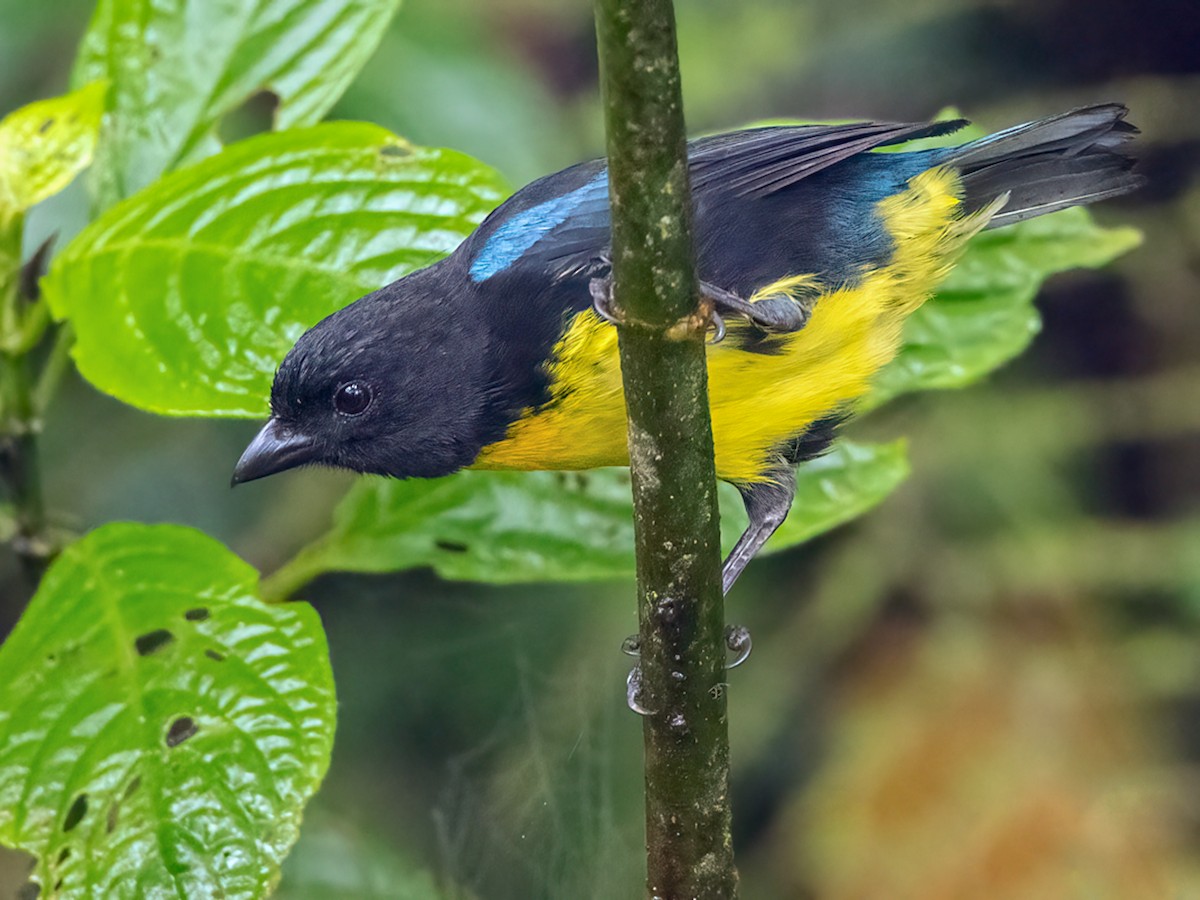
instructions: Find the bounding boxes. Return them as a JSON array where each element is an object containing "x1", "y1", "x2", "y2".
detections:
[{"x1": 462, "y1": 119, "x2": 966, "y2": 284}]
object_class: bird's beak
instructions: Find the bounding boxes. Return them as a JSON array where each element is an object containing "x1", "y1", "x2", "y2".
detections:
[{"x1": 231, "y1": 417, "x2": 316, "y2": 485}]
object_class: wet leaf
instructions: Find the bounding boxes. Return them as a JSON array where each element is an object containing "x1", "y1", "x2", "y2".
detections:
[
  {"x1": 0, "y1": 523, "x2": 336, "y2": 898},
  {"x1": 263, "y1": 441, "x2": 907, "y2": 597},
  {"x1": 73, "y1": 0, "x2": 403, "y2": 207},
  {"x1": 43, "y1": 123, "x2": 508, "y2": 417}
]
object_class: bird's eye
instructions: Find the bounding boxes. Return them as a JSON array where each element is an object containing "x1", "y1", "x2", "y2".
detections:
[{"x1": 333, "y1": 381, "x2": 372, "y2": 416}]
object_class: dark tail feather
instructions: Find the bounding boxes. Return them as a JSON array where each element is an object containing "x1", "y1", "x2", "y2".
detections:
[{"x1": 946, "y1": 104, "x2": 1144, "y2": 227}]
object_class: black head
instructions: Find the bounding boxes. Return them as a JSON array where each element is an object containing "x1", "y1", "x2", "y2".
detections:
[{"x1": 233, "y1": 265, "x2": 499, "y2": 485}]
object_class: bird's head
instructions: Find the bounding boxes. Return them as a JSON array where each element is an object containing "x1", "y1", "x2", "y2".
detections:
[{"x1": 232, "y1": 265, "x2": 496, "y2": 485}]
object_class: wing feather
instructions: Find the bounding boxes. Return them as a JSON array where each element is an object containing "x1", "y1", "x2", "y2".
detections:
[{"x1": 465, "y1": 119, "x2": 967, "y2": 282}]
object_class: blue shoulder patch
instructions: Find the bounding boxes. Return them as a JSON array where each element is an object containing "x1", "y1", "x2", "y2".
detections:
[{"x1": 469, "y1": 171, "x2": 609, "y2": 282}]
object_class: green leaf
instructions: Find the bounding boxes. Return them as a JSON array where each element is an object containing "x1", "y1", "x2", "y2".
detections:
[
  {"x1": 0, "y1": 523, "x2": 336, "y2": 898},
  {"x1": 43, "y1": 123, "x2": 508, "y2": 417},
  {"x1": 262, "y1": 441, "x2": 908, "y2": 598},
  {"x1": 269, "y1": 469, "x2": 638, "y2": 595},
  {"x1": 73, "y1": 0, "x2": 403, "y2": 207},
  {"x1": 865, "y1": 207, "x2": 1143, "y2": 409},
  {"x1": 0, "y1": 81, "x2": 106, "y2": 220},
  {"x1": 333, "y1": 7, "x2": 579, "y2": 185}
]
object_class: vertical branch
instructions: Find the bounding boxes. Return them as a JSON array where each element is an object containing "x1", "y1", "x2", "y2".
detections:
[
  {"x1": 592, "y1": 1, "x2": 736, "y2": 897},
  {"x1": 0, "y1": 214, "x2": 53, "y2": 581}
]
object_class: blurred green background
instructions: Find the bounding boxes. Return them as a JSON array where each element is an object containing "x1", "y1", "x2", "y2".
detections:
[{"x1": 2, "y1": 0, "x2": 1198, "y2": 896}]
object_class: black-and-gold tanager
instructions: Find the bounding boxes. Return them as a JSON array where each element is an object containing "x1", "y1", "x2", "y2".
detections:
[{"x1": 233, "y1": 105, "x2": 1141, "y2": 592}]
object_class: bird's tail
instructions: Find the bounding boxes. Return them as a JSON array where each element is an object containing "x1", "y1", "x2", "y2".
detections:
[{"x1": 944, "y1": 104, "x2": 1144, "y2": 228}]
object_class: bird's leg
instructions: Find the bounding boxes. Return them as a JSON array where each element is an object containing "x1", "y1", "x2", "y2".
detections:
[
  {"x1": 626, "y1": 665, "x2": 654, "y2": 716},
  {"x1": 600, "y1": 274, "x2": 795, "y2": 687},
  {"x1": 621, "y1": 638, "x2": 745, "y2": 714},
  {"x1": 618, "y1": 473, "x2": 794, "y2": 684},
  {"x1": 590, "y1": 270, "x2": 727, "y2": 342},
  {"x1": 621, "y1": 625, "x2": 752, "y2": 669},
  {"x1": 588, "y1": 273, "x2": 622, "y2": 325},
  {"x1": 723, "y1": 468, "x2": 796, "y2": 594},
  {"x1": 699, "y1": 281, "x2": 811, "y2": 334},
  {"x1": 724, "y1": 624, "x2": 753, "y2": 668},
  {"x1": 595, "y1": 274, "x2": 808, "y2": 337}
]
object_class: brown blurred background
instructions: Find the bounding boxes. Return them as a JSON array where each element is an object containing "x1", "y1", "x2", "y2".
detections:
[{"x1": 1, "y1": 0, "x2": 1198, "y2": 896}]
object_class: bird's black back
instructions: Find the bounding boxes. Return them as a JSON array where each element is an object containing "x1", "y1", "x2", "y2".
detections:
[{"x1": 445, "y1": 108, "x2": 1141, "y2": 453}]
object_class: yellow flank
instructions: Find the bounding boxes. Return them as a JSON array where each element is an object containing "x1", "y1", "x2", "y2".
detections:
[
  {"x1": 471, "y1": 167, "x2": 999, "y2": 483},
  {"x1": 749, "y1": 272, "x2": 820, "y2": 302}
]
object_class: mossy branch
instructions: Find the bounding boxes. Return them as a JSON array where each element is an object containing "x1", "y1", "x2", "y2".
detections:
[{"x1": 592, "y1": 1, "x2": 736, "y2": 896}]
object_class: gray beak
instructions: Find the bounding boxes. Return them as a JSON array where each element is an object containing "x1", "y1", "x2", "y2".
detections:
[{"x1": 231, "y1": 417, "x2": 316, "y2": 485}]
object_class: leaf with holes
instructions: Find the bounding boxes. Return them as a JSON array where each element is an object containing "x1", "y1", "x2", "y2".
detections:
[
  {"x1": 262, "y1": 440, "x2": 908, "y2": 598},
  {"x1": 43, "y1": 122, "x2": 508, "y2": 417},
  {"x1": 0, "y1": 523, "x2": 336, "y2": 898},
  {"x1": 864, "y1": 206, "x2": 1142, "y2": 410},
  {"x1": 73, "y1": 0, "x2": 402, "y2": 208},
  {"x1": 0, "y1": 81, "x2": 106, "y2": 219}
]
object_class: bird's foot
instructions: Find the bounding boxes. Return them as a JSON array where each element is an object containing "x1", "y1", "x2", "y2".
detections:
[
  {"x1": 626, "y1": 665, "x2": 655, "y2": 716},
  {"x1": 619, "y1": 624, "x2": 752, "y2": 670},
  {"x1": 724, "y1": 624, "x2": 753, "y2": 669},
  {"x1": 589, "y1": 273, "x2": 727, "y2": 343},
  {"x1": 699, "y1": 281, "x2": 811, "y2": 334},
  {"x1": 589, "y1": 274, "x2": 623, "y2": 326}
]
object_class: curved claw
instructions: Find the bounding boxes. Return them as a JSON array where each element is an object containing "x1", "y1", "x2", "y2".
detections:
[
  {"x1": 590, "y1": 277, "x2": 621, "y2": 325},
  {"x1": 724, "y1": 624, "x2": 752, "y2": 669},
  {"x1": 708, "y1": 309, "x2": 726, "y2": 344},
  {"x1": 626, "y1": 665, "x2": 655, "y2": 716},
  {"x1": 620, "y1": 634, "x2": 641, "y2": 657}
]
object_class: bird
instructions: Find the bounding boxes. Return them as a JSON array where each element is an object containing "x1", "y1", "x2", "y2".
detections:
[{"x1": 233, "y1": 104, "x2": 1141, "y2": 594}]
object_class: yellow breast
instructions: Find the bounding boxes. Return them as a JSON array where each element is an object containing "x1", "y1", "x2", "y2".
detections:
[{"x1": 471, "y1": 168, "x2": 995, "y2": 483}]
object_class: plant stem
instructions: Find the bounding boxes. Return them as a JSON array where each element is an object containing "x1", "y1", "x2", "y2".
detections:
[
  {"x1": 259, "y1": 543, "x2": 329, "y2": 603},
  {"x1": 592, "y1": 1, "x2": 736, "y2": 896},
  {"x1": 0, "y1": 214, "x2": 54, "y2": 580},
  {"x1": 0, "y1": 356, "x2": 49, "y2": 575},
  {"x1": 33, "y1": 324, "x2": 75, "y2": 415}
]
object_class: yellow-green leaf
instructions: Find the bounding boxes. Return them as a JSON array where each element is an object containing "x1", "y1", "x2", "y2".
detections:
[{"x1": 0, "y1": 81, "x2": 106, "y2": 219}]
